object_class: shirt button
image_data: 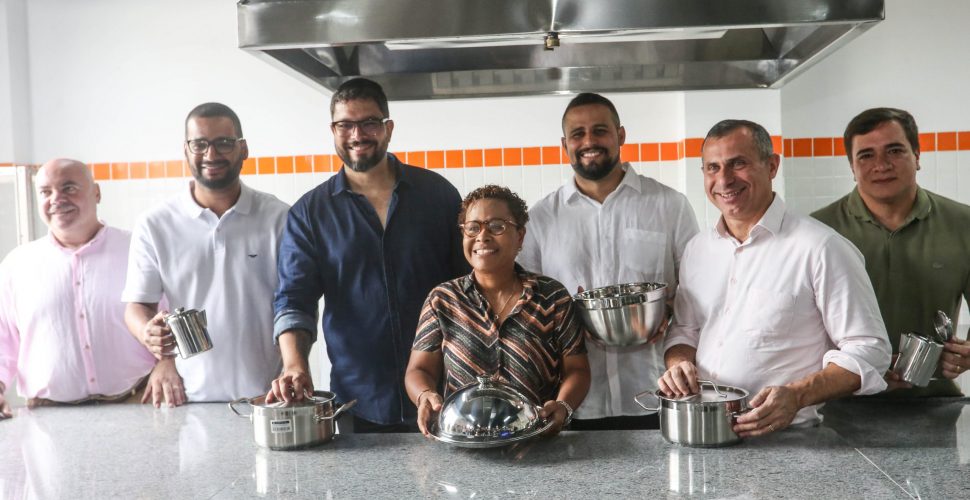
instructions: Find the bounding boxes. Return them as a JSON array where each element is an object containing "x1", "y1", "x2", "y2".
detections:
[
  {"x1": 75, "y1": 281, "x2": 81, "y2": 286},
  {"x1": 89, "y1": 377, "x2": 95, "y2": 383},
  {"x1": 84, "y1": 344, "x2": 90, "y2": 350},
  {"x1": 79, "y1": 313, "x2": 85, "y2": 319},
  {"x1": 730, "y1": 278, "x2": 737, "y2": 285}
]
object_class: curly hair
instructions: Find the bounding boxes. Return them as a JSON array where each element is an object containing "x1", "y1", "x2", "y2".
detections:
[{"x1": 458, "y1": 185, "x2": 529, "y2": 227}]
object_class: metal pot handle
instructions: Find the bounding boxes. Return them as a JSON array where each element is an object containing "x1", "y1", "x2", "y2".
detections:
[
  {"x1": 696, "y1": 380, "x2": 728, "y2": 398},
  {"x1": 228, "y1": 397, "x2": 254, "y2": 418},
  {"x1": 634, "y1": 389, "x2": 661, "y2": 413},
  {"x1": 728, "y1": 407, "x2": 754, "y2": 422},
  {"x1": 314, "y1": 399, "x2": 358, "y2": 422}
]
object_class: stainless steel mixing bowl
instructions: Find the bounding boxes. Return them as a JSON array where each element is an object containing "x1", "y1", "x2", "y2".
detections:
[{"x1": 573, "y1": 282, "x2": 667, "y2": 347}]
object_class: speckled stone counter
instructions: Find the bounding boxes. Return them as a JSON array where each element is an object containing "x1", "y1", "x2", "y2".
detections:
[{"x1": 0, "y1": 398, "x2": 967, "y2": 499}]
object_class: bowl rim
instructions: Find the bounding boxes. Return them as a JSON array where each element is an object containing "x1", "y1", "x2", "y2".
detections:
[{"x1": 573, "y1": 281, "x2": 667, "y2": 309}]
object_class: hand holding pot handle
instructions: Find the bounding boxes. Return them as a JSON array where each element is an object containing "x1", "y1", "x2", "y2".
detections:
[
  {"x1": 657, "y1": 360, "x2": 701, "y2": 397},
  {"x1": 141, "y1": 309, "x2": 176, "y2": 360},
  {"x1": 732, "y1": 385, "x2": 797, "y2": 437},
  {"x1": 267, "y1": 363, "x2": 313, "y2": 404},
  {"x1": 940, "y1": 338, "x2": 970, "y2": 379},
  {"x1": 538, "y1": 400, "x2": 571, "y2": 437}
]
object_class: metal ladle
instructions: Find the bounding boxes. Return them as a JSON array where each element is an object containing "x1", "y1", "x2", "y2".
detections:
[{"x1": 933, "y1": 310, "x2": 954, "y2": 343}]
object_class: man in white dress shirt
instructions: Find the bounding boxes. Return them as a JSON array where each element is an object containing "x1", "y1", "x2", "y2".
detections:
[
  {"x1": 518, "y1": 93, "x2": 699, "y2": 430},
  {"x1": 123, "y1": 103, "x2": 289, "y2": 407},
  {"x1": 660, "y1": 119, "x2": 892, "y2": 435}
]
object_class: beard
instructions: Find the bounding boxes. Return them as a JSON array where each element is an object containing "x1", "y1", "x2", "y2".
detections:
[
  {"x1": 337, "y1": 138, "x2": 389, "y2": 173},
  {"x1": 570, "y1": 146, "x2": 620, "y2": 181},
  {"x1": 192, "y1": 159, "x2": 242, "y2": 190}
]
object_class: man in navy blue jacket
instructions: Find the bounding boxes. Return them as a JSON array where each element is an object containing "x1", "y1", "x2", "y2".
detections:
[{"x1": 269, "y1": 78, "x2": 467, "y2": 432}]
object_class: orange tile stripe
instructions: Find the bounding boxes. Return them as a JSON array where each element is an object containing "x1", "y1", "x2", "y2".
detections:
[{"x1": 55, "y1": 130, "x2": 970, "y2": 181}]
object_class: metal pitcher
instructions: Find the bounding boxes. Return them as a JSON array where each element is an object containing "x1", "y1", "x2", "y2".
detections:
[
  {"x1": 164, "y1": 307, "x2": 213, "y2": 359},
  {"x1": 892, "y1": 332, "x2": 943, "y2": 387}
]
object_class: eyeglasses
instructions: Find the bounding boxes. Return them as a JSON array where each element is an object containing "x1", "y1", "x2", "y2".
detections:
[
  {"x1": 331, "y1": 118, "x2": 390, "y2": 136},
  {"x1": 186, "y1": 137, "x2": 244, "y2": 155},
  {"x1": 459, "y1": 219, "x2": 520, "y2": 237}
]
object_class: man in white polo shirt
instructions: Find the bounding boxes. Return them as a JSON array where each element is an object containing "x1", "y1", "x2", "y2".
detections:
[
  {"x1": 518, "y1": 93, "x2": 699, "y2": 430},
  {"x1": 123, "y1": 103, "x2": 289, "y2": 406}
]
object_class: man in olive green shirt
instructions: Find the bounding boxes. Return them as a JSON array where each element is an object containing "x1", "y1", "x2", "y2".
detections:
[{"x1": 812, "y1": 107, "x2": 970, "y2": 397}]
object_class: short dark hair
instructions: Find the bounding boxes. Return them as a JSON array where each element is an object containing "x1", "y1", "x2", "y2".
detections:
[
  {"x1": 561, "y1": 93, "x2": 621, "y2": 130},
  {"x1": 843, "y1": 107, "x2": 920, "y2": 161},
  {"x1": 185, "y1": 102, "x2": 243, "y2": 138},
  {"x1": 702, "y1": 119, "x2": 774, "y2": 160},
  {"x1": 458, "y1": 185, "x2": 530, "y2": 228},
  {"x1": 330, "y1": 78, "x2": 390, "y2": 118}
]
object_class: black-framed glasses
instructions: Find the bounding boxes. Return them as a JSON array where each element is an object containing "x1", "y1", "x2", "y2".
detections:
[
  {"x1": 186, "y1": 137, "x2": 244, "y2": 155},
  {"x1": 331, "y1": 118, "x2": 390, "y2": 136},
  {"x1": 459, "y1": 219, "x2": 519, "y2": 237}
]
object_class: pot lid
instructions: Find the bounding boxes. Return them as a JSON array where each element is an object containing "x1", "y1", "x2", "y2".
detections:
[
  {"x1": 252, "y1": 391, "x2": 336, "y2": 408},
  {"x1": 669, "y1": 380, "x2": 748, "y2": 404},
  {"x1": 432, "y1": 375, "x2": 551, "y2": 447}
]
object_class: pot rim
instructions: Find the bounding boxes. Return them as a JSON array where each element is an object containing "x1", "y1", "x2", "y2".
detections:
[{"x1": 901, "y1": 331, "x2": 943, "y2": 346}]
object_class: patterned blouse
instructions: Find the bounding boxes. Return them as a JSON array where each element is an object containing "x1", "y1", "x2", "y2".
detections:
[{"x1": 413, "y1": 266, "x2": 587, "y2": 405}]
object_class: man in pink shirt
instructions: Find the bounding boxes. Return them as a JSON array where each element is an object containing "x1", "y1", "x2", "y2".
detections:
[{"x1": 0, "y1": 158, "x2": 156, "y2": 417}]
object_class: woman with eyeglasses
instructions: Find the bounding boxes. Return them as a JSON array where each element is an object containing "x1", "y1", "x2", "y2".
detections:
[{"x1": 404, "y1": 185, "x2": 590, "y2": 438}]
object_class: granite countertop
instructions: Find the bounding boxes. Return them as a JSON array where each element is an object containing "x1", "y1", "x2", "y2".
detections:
[{"x1": 0, "y1": 398, "x2": 967, "y2": 499}]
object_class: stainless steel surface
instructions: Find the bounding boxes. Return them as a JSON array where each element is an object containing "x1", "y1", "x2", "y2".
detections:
[
  {"x1": 635, "y1": 381, "x2": 749, "y2": 447},
  {"x1": 935, "y1": 310, "x2": 954, "y2": 343},
  {"x1": 164, "y1": 307, "x2": 213, "y2": 359},
  {"x1": 432, "y1": 376, "x2": 548, "y2": 448},
  {"x1": 893, "y1": 333, "x2": 944, "y2": 387},
  {"x1": 574, "y1": 282, "x2": 666, "y2": 347},
  {"x1": 237, "y1": 0, "x2": 884, "y2": 99},
  {"x1": 229, "y1": 391, "x2": 357, "y2": 450}
]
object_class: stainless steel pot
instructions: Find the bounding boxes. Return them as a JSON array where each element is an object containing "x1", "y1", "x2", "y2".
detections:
[
  {"x1": 635, "y1": 380, "x2": 749, "y2": 447},
  {"x1": 229, "y1": 392, "x2": 357, "y2": 450},
  {"x1": 573, "y1": 282, "x2": 667, "y2": 347},
  {"x1": 164, "y1": 307, "x2": 213, "y2": 359},
  {"x1": 892, "y1": 332, "x2": 944, "y2": 387}
]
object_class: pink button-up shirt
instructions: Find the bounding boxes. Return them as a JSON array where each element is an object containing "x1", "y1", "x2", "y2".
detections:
[{"x1": 0, "y1": 225, "x2": 155, "y2": 401}]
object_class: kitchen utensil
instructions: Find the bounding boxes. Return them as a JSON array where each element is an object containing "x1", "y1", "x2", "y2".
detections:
[
  {"x1": 164, "y1": 307, "x2": 213, "y2": 359},
  {"x1": 892, "y1": 332, "x2": 944, "y2": 387},
  {"x1": 635, "y1": 380, "x2": 750, "y2": 447},
  {"x1": 229, "y1": 391, "x2": 357, "y2": 450},
  {"x1": 573, "y1": 282, "x2": 668, "y2": 347},
  {"x1": 934, "y1": 310, "x2": 954, "y2": 343},
  {"x1": 430, "y1": 375, "x2": 552, "y2": 448}
]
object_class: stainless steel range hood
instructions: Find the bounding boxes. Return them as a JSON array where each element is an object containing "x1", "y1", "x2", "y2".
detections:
[{"x1": 237, "y1": 0, "x2": 884, "y2": 100}]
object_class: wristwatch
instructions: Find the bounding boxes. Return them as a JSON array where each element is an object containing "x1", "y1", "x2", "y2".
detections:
[{"x1": 555, "y1": 400, "x2": 574, "y2": 427}]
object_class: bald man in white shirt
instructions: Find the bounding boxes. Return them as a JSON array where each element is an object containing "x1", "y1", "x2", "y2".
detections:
[{"x1": 659, "y1": 119, "x2": 891, "y2": 436}]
